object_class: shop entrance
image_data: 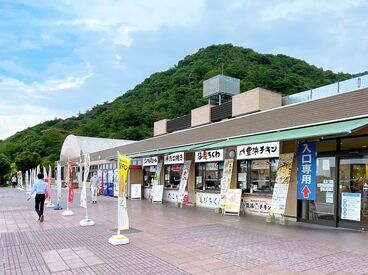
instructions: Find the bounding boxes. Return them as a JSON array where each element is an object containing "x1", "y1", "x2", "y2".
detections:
[
  {"x1": 338, "y1": 157, "x2": 368, "y2": 231},
  {"x1": 299, "y1": 156, "x2": 337, "y2": 227}
]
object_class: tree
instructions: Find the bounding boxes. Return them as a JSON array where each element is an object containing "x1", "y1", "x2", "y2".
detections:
[
  {"x1": 14, "y1": 151, "x2": 41, "y2": 172},
  {"x1": 0, "y1": 153, "x2": 11, "y2": 185}
]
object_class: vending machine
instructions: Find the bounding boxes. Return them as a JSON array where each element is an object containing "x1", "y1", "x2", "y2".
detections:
[
  {"x1": 103, "y1": 170, "x2": 108, "y2": 196},
  {"x1": 107, "y1": 170, "x2": 114, "y2": 196}
]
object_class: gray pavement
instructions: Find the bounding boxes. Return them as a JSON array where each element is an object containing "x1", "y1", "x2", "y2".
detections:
[{"x1": 1, "y1": 187, "x2": 368, "y2": 274}]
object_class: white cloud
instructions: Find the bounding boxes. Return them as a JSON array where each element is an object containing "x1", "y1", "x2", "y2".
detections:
[{"x1": 260, "y1": 0, "x2": 364, "y2": 22}]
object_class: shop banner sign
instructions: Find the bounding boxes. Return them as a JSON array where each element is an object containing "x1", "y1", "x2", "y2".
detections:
[
  {"x1": 164, "y1": 152, "x2": 184, "y2": 165},
  {"x1": 143, "y1": 156, "x2": 158, "y2": 166},
  {"x1": 152, "y1": 162, "x2": 163, "y2": 186},
  {"x1": 270, "y1": 153, "x2": 294, "y2": 215},
  {"x1": 117, "y1": 154, "x2": 131, "y2": 231},
  {"x1": 195, "y1": 149, "x2": 223, "y2": 163},
  {"x1": 224, "y1": 189, "x2": 242, "y2": 215},
  {"x1": 196, "y1": 193, "x2": 220, "y2": 208},
  {"x1": 237, "y1": 142, "x2": 279, "y2": 160},
  {"x1": 341, "y1": 193, "x2": 361, "y2": 221},
  {"x1": 177, "y1": 160, "x2": 192, "y2": 203},
  {"x1": 297, "y1": 141, "x2": 316, "y2": 200},
  {"x1": 220, "y1": 159, "x2": 234, "y2": 209}
]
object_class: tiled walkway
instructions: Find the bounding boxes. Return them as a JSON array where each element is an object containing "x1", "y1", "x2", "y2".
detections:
[{"x1": 1, "y1": 187, "x2": 368, "y2": 274}]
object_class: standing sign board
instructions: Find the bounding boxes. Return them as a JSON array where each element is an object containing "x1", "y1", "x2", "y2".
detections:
[
  {"x1": 131, "y1": 184, "x2": 142, "y2": 200},
  {"x1": 237, "y1": 142, "x2": 279, "y2": 160},
  {"x1": 224, "y1": 189, "x2": 242, "y2": 215},
  {"x1": 164, "y1": 152, "x2": 184, "y2": 165},
  {"x1": 270, "y1": 153, "x2": 294, "y2": 215},
  {"x1": 220, "y1": 159, "x2": 234, "y2": 209},
  {"x1": 177, "y1": 160, "x2": 192, "y2": 203},
  {"x1": 297, "y1": 141, "x2": 317, "y2": 200},
  {"x1": 195, "y1": 149, "x2": 224, "y2": 163},
  {"x1": 341, "y1": 193, "x2": 361, "y2": 221}
]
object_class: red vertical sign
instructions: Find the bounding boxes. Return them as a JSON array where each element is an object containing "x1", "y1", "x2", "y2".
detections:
[{"x1": 68, "y1": 160, "x2": 74, "y2": 203}]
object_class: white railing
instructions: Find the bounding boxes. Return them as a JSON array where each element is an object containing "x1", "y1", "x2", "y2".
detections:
[{"x1": 282, "y1": 74, "x2": 368, "y2": 105}]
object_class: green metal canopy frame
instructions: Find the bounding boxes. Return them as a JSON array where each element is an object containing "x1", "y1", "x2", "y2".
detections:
[{"x1": 194, "y1": 117, "x2": 368, "y2": 150}]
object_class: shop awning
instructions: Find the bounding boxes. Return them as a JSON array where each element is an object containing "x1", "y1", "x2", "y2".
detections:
[
  {"x1": 194, "y1": 117, "x2": 368, "y2": 150},
  {"x1": 126, "y1": 141, "x2": 223, "y2": 158}
]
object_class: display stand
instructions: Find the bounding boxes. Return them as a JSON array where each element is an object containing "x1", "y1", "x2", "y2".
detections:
[
  {"x1": 130, "y1": 184, "x2": 142, "y2": 200},
  {"x1": 45, "y1": 201, "x2": 55, "y2": 208},
  {"x1": 62, "y1": 199, "x2": 73, "y2": 216},
  {"x1": 223, "y1": 189, "x2": 242, "y2": 216},
  {"x1": 54, "y1": 203, "x2": 63, "y2": 210},
  {"x1": 109, "y1": 231, "x2": 129, "y2": 245}
]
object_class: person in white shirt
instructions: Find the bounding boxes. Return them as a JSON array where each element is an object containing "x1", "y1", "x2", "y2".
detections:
[
  {"x1": 11, "y1": 176, "x2": 17, "y2": 188},
  {"x1": 90, "y1": 172, "x2": 99, "y2": 203},
  {"x1": 28, "y1": 173, "x2": 48, "y2": 222}
]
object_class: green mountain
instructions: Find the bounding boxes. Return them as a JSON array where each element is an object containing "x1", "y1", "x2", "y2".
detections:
[{"x1": 0, "y1": 44, "x2": 356, "y2": 169}]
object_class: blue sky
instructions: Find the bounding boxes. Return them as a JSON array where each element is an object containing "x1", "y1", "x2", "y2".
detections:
[{"x1": 0, "y1": 0, "x2": 367, "y2": 139}]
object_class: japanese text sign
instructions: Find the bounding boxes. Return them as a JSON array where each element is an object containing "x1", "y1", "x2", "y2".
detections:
[
  {"x1": 297, "y1": 141, "x2": 316, "y2": 200},
  {"x1": 142, "y1": 156, "x2": 158, "y2": 166},
  {"x1": 164, "y1": 152, "x2": 184, "y2": 165},
  {"x1": 237, "y1": 142, "x2": 279, "y2": 160},
  {"x1": 195, "y1": 149, "x2": 223, "y2": 163}
]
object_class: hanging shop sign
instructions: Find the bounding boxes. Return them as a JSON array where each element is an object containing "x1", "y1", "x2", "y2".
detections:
[
  {"x1": 270, "y1": 153, "x2": 294, "y2": 215},
  {"x1": 142, "y1": 156, "x2": 158, "y2": 166},
  {"x1": 297, "y1": 141, "x2": 317, "y2": 200},
  {"x1": 195, "y1": 149, "x2": 224, "y2": 163},
  {"x1": 237, "y1": 142, "x2": 280, "y2": 160},
  {"x1": 341, "y1": 193, "x2": 361, "y2": 221},
  {"x1": 164, "y1": 152, "x2": 184, "y2": 165}
]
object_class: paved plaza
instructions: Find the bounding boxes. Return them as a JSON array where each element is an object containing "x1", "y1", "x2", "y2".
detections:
[{"x1": 1, "y1": 188, "x2": 368, "y2": 274}]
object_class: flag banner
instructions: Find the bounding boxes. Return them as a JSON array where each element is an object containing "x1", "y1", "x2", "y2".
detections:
[
  {"x1": 36, "y1": 165, "x2": 40, "y2": 176},
  {"x1": 46, "y1": 166, "x2": 52, "y2": 200},
  {"x1": 25, "y1": 171, "x2": 29, "y2": 192},
  {"x1": 270, "y1": 153, "x2": 294, "y2": 215},
  {"x1": 68, "y1": 160, "x2": 74, "y2": 203},
  {"x1": 17, "y1": 171, "x2": 22, "y2": 188},
  {"x1": 80, "y1": 154, "x2": 90, "y2": 208},
  {"x1": 43, "y1": 166, "x2": 47, "y2": 180},
  {"x1": 117, "y1": 154, "x2": 131, "y2": 231},
  {"x1": 220, "y1": 159, "x2": 234, "y2": 209},
  {"x1": 177, "y1": 160, "x2": 192, "y2": 203},
  {"x1": 97, "y1": 170, "x2": 103, "y2": 195},
  {"x1": 56, "y1": 162, "x2": 62, "y2": 201}
]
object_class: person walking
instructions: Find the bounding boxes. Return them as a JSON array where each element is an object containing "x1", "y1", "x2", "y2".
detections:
[
  {"x1": 90, "y1": 172, "x2": 99, "y2": 203},
  {"x1": 28, "y1": 173, "x2": 48, "y2": 222},
  {"x1": 11, "y1": 175, "x2": 17, "y2": 188}
]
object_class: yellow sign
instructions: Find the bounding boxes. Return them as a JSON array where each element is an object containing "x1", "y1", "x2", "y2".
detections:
[
  {"x1": 118, "y1": 154, "x2": 131, "y2": 197},
  {"x1": 224, "y1": 189, "x2": 242, "y2": 214}
]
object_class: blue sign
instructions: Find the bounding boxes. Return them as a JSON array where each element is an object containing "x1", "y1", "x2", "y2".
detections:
[{"x1": 297, "y1": 141, "x2": 316, "y2": 200}]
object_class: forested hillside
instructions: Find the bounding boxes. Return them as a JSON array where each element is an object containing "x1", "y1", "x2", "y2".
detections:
[{"x1": 0, "y1": 44, "x2": 355, "y2": 170}]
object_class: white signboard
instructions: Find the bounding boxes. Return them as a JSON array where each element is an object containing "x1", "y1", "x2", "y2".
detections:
[
  {"x1": 143, "y1": 156, "x2": 158, "y2": 167},
  {"x1": 237, "y1": 142, "x2": 280, "y2": 160},
  {"x1": 164, "y1": 152, "x2": 184, "y2": 165},
  {"x1": 196, "y1": 192, "x2": 220, "y2": 208},
  {"x1": 113, "y1": 169, "x2": 119, "y2": 197},
  {"x1": 195, "y1": 149, "x2": 224, "y2": 163},
  {"x1": 341, "y1": 193, "x2": 361, "y2": 221},
  {"x1": 244, "y1": 196, "x2": 272, "y2": 216},
  {"x1": 164, "y1": 190, "x2": 189, "y2": 202},
  {"x1": 220, "y1": 159, "x2": 234, "y2": 209},
  {"x1": 270, "y1": 183, "x2": 289, "y2": 214},
  {"x1": 152, "y1": 185, "x2": 164, "y2": 203},
  {"x1": 131, "y1": 184, "x2": 142, "y2": 200}
]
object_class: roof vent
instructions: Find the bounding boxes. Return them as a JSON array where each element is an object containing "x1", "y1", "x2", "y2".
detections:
[{"x1": 203, "y1": 74, "x2": 240, "y2": 105}]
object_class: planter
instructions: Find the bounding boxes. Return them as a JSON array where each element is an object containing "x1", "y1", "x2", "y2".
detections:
[{"x1": 266, "y1": 214, "x2": 275, "y2": 223}]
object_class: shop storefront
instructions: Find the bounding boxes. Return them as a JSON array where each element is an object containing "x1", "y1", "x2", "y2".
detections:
[
  {"x1": 237, "y1": 142, "x2": 280, "y2": 216},
  {"x1": 142, "y1": 156, "x2": 158, "y2": 199},
  {"x1": 195, "y1": 149, "x2": 224, "y2": 208},
  {"x1": 298, "y1": 135, "x2": 368, "y2": 231},
  {"x1": 163, "y1": 152, "x2": 184, "y2": 202}
]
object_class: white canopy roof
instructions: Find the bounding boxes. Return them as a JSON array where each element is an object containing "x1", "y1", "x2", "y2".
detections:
[{"x1": 60, "y1": 135, "x2": 136, "y2": 161}]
